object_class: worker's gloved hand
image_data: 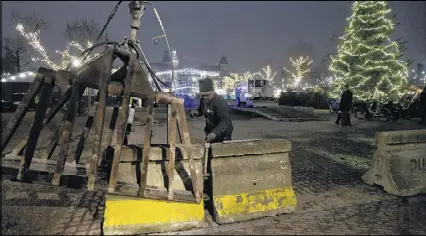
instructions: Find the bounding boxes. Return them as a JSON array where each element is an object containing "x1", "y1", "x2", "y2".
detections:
[
  {"x1": 189, "y1": 110, "x2": 199, "y2": 118},
  {"x1": 205, "y1": 132, "x2": 216, "y2": 143}
]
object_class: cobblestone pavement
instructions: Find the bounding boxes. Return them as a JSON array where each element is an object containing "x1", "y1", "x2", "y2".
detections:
[
  {"x1": 168, "y1": 197, "x2": 426, "y2": 235},
  {"x1": 1, "y1": 181, "x2": 105, "y2": 235},
  {"x1": 2, "y1": 110, "x2": 426, "y2": 235},
  {"x1": 161, "y1": 116, "x2": 426, "y2": 235}
]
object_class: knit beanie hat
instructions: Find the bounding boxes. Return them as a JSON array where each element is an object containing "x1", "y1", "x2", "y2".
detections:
[{"x1": 199, "y1": 78, "x2": 214, "y2": 95}]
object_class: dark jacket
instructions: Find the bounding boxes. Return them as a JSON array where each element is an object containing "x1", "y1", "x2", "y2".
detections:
[
  {"x1": 339, "y1": 90, "x2": 353, "y2": 112},
  {"x1": 198, "y1": 95, "x2": 233, "y2": 141},
  {"x1": 419, "y1": 92, "x2": 426, "y2": 108},
  {"x1": 419, "y1": 91, "x2": 426, "y2": 111}
]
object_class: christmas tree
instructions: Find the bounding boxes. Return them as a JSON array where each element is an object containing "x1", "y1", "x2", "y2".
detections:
[{"x1": 329, "y1": 1, "x2": 409, "y2": 102}]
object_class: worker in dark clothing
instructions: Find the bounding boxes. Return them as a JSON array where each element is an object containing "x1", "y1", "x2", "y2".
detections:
[
  {"x1": 190, "y1": 78, "x2": 233, "y2": 143},
  {"x1": 418, "y1": 87, "x2": 426, "y2": 125},
  {"x1": 339, "y1": 84, "x2": 353, "y2": 127}
]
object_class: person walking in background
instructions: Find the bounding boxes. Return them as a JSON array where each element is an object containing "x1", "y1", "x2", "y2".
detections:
[
  {"x1": 331, "y1": 98, "x2": 341, "y2": 126},
  {"x1": 339, "y1": 84, "x2": 353, "y2": 127},
  {"x1": 335, "y1": 110, "x2": 342, "y2": 126},
  {"x1": 418, "y1": 87, "x2": 426, "y2": 125}
]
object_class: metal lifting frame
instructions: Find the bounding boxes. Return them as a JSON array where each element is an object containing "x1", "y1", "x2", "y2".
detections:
[{"x1": 1, "y1": 1, "x2": 202, "y2": 204}]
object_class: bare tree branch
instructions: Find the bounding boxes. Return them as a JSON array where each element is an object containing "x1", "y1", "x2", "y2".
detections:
[
  {"x1": 21, "y1": 61, "x2": 32, "y2": 67},
  {"x1": 286, "y1": 40, "x2": 316, "y2": 60},
  {"x1": 11, "y1": 10, "x2": 49, "y2": 31},
  {"x1": 63, "y1": 18, "x2": 101, "y2": 47},
  {"x1": 6, "y1": 57, "x2": 15, "y2": 63},
  {"x1": 2, "y1": 10, "x2": 49, "y2": 73},
  {"x1": 2, "y1": 45, "x2": 17, "y2": 55},
  {"x1": 2, "y1": 51, "x2": 18, "y2": 74},
  {"x1": 283, "y1": 56, "x2": 313, "y2": 88}
]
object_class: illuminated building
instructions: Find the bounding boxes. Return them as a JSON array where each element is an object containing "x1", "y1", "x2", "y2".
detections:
[
  {"x1": 199, "y1": 56, "x2": 230, "y2": 87},
  {"x1": 151, "y1": 50, "x2": 229, "y2": 98}
]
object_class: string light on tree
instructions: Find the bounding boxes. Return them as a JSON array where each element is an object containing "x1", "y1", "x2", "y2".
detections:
[
  {"x1": 329, "y1": 1, "x2": 409, "y2": 102},
  {"x1": 223, "y1": 72, "x2": 254, "y2": 93},
  {"x1": 283, "y1": 55, "x2": 313, "y2": 88},
  {"x1": 255, "y1": 65, "x2": 279, "y2": 89},
  {"x1": 16, "y1": 24, "x2": 99, "y2": 71},
  {"x1": 322, "y1": 76, "x2": 336, "y2": 87}
]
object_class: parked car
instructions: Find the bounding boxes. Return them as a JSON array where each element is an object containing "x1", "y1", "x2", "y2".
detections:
[
  {"x1": 1, "y1": 93, "x2": 37, "y2": 112},
  {"x1": 1, "y1": 99, "x2": 15, "y2": 112}
]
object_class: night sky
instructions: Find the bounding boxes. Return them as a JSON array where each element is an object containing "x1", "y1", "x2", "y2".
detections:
[{"x1": 2, "y1": 1, "x2": 425, "y2": 73}]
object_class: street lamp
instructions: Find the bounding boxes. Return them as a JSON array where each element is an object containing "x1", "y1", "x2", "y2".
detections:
[{"x1": 72, "y1": 59, "x2": 82, "y2": 67}]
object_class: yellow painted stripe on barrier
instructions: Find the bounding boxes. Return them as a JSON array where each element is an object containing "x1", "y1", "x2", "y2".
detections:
[
  {"x1": 104, "y1": 195, "x2": 204, "y2": 227},
  {"x1": 213, "y1": 187, "x2": 297, "y2": 217}
]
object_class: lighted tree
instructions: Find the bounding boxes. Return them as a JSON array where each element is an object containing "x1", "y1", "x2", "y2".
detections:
[
  {"x1": 329, "y1": 1, "x2": 409, "y2": 102},
  {"x1": 283, "y1": 55, "x2": 313, "y2": 88},
  {"x1": 63, "y1": 18, "x2": 100, "y2": 47},
  {"x1": 223, "y1": 76, "x2": 237, "y2": 92},
  {"x1": 16, "y1": 23, "x2": 98, "y2": 71},
  {"x1": 223, "y1": 72, "x2": 254, "y2": 92},
  {"x1": 2, "y1": 11, "x2": 49, "y2": 73},
  {"x1": 255, "y1": 65, "x2": 278, "y2": 88}
]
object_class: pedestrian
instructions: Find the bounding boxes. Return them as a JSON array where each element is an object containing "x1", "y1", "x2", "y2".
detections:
[
  {"x1": 418, "y1": 87, "x2": 426, "y2": 125},
  {"x1": 339, "y1": 84, "x2": 353, "y2": 127},
  {"x1": 189, "y1": 78, "x2": 233, "y2": 143},
  {"x1": 333, "y1": 98, "x2": 341, "y2": 125},
  {"x1": 335, "y1": 110, "x2": 342, "y2": 126}
]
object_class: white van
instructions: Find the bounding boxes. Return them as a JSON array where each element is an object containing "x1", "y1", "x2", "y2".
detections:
[{"x1": 235, "y1": 78, "x2": 274, "y2": 107}]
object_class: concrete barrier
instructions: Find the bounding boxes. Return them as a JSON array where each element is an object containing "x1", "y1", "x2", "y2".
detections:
[
  {"x1": 103, "y1": 144, "x2": 205, "y2": 235},
  {"x1": 362, "y1": 129, "x2": 426, "y2": 197},
  {"x1": 209, "y1": 139, "x2": 297, "y2": 224}
]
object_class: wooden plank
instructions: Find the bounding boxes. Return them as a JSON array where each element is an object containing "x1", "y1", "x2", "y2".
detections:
[
  {"x1": 102, "y1": 96, "x2": 121, "y2": 151},
  {"x1": 86, "y1": 49, "x2": 114, "y2": 191},
  {"x1": 52, "y1": 84, "x2": 85, "y2": 185},
  {"x1": 75, "y1": 92, "x2": 100, "y2": 163},
  {"x1": 3, "y1": 157, "x2": 87, "y2": 176},
  {"x1": 109, "y1": 183, "x2": 197, "y2": 203},
  {"x1": 118, "y1": 144, "x2": 204, "y2": 161},
  {"x1": 167, "y1": 104, "x2": 171, "y2": 144},
  {"x1": 167, "y1": 102, "x2": 178, "y2": 200},
  {"x1": 17, "y1": 76, "x2": 55, "y2": 180},
  {"x1": 44, "y1": 88, "x2": 86, "y2": 161},
  {"x1": 10, "y1": 87, "x2": 72, "y2": 157},
  {"x1": 109, "y1": 57, "x2": 136, "y2": 193},
  {"x1": 1, "y1": 74, "x2": 44, "y2": 153},
  {"x1": 176, "y1": 102, "x2": 202, "y2": 203},
  {"x1": 42, "y1": 113, "x2": 66, "y2": 160},
  {"x1": 138, "y1": 97, "x2": 155, "y2": 197}
]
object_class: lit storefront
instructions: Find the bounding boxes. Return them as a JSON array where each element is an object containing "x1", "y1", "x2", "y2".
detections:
[{"x1": 156, "y1": 68, "x2": 220, "y2": 98}]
